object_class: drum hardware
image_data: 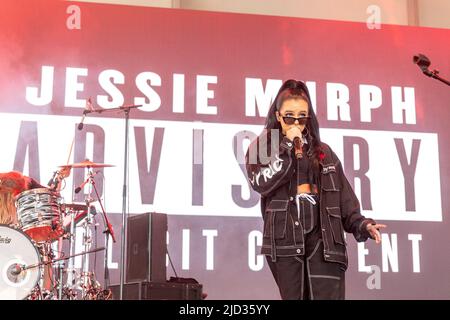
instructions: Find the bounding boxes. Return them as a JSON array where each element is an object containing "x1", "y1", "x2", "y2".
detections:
[
  {"x1": 77, "y1": 170, "x2": 97, "y2": 299},
  {"x1": 60, "y1": 203, "x2": 88, "y2": 292},
  {"x1": 27, "y1": 286, "x2": 54, "y2": 300},
  {"x1": 16, "y1": 246, "x2": 105, "y2": 274},
  {"x1": 1, "y1": 105, "x2": 118, "y2": 300},
  {"x1": 6, "y1": 174, "x2": 112, "y2": 300},
  {"x1": 58, "y1": 160, "x2": 116, "y2": 299},
  {"x1": 0, "y1": 219, "x2": 105, "y2": 301},
  {"x1": 65, "y1": 206, "x2": 77, "y2": 291},
  {"x1": 85, "y1": 170, "x2": 116, "y2": 290},
  {"x1": 3, "y1": 111, "x2": 119, "y2": 299},
  {"x1": 70, "y1": 167, "x2": 116, "y2": 299},
  {"x1": 57, "y1": 260, "x2": 65, "y2": 300},
  {"x1": 76, "y1": 103, "x2": 141, "y2": 300},
  {"x1": 15, "y1": 188, "x2": 64, "y2": 243},
  {"x1": 79, "y1": 274, "x2": 111, "y2": 300}
]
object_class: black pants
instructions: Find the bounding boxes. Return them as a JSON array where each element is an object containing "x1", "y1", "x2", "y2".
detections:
[{"x1": 266, "y1": 195, "x2": 345, "y2": 300}]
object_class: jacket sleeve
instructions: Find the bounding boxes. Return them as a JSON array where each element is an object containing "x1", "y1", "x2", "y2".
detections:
[
  {"x1": 245, "y1": 135, "x2": 295, "y2": 197},
  {"x1": 332, "y1": 151, "x2": 376, "y2": 242}
]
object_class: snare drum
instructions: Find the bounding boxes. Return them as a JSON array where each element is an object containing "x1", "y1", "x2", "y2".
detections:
[
  {"x1": 15, "y1": 188, "x2": 64, "y2": 242},
  {"x1": 0, "y1": 224, "x2": 41, "y2": 300}
]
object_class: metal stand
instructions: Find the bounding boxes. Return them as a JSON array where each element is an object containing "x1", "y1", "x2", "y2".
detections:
[
  {"x1": 119, "y1": 109, "x2": 130, "y2": 300},
  {"x1": 80, "y1": 176, "x2": 95, "y2": 299},
  {"x1": 66, "y1": 209, "x2": 77, "y2": 289},
  {"x1": 82, "y1": 104, "x2": 141, "y2": 300},
  {"x1": 22, "y1": 247, "x2": 105, "y2": 272},
  {"x1": 72, "y1": 168, "x2": 115, "y2": 299},
  {"x1": 426, "y1": 69, "x2": 450, "y2": 86},
  {"x1": 88, "y1": 173, "x2": 116, "y2": 291},
  {"x1": 58, "y1": 260, "x2": 64, "y2": 300}
]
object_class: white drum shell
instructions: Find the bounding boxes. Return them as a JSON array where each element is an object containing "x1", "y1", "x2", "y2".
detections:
[{"x1": 0, "y1": 225, "x2": 41, "y2": 300}]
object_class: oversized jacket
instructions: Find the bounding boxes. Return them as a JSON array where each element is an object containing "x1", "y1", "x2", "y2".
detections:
[{"x1": 245, "y1": 131, "x2": 375, "y2": 270}]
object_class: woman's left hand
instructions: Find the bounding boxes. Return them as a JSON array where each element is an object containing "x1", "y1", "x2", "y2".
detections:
[{"x1": 366, "y1": 223, "x2": 387, "y2": 244}]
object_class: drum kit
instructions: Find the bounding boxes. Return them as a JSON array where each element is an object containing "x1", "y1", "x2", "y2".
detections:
[{"x1": 0, "y1": 160, "x2": 115, "y2": 300}]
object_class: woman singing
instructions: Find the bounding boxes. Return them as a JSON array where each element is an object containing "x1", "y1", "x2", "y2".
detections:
[{"x1": 245, "y1": 79, "x2": 386, "y2": 299}]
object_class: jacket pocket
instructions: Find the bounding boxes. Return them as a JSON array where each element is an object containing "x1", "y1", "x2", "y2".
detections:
[
  {"x1": 321, "y1": 164, "x2": 340, "y2": 192},
  {"x1": 326, "y1": 206, "x2": 345, "y2": 245},
  {"x1": 264, "y1": 200, "x2": 289, "y2": 240}
]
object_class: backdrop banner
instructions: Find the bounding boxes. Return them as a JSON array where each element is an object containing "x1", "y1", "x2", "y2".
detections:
[{"x1": 1, "y1": 0, "x2": 449, "y2": 299}]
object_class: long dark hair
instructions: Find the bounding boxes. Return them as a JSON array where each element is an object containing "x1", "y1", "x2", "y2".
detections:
[{"x1": 264, "y1": 79, "x2": 323, "y2": 174}]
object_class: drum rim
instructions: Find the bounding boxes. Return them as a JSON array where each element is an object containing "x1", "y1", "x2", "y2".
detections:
[
  {"x1": 0, "y1": 223, "x2": 42, "y2": 299},
  {"x1": 14, "y1": 188, "x2": 61, "y2": 201}
]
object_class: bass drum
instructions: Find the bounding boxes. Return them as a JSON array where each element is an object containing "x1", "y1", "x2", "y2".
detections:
[{"x1": 0, "y1": 224, "x2": 41, "y2": 300}]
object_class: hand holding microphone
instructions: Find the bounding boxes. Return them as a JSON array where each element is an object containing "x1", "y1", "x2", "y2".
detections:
[
  {"x1": 293, "y1": 136, "x2": 304, "y2": 159},
  {"x1": 286, "y1": 127, "x2": 303, "y2": 159}
]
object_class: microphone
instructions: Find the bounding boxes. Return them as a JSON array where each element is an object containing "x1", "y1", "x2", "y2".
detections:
[
  {"x1": 78, "y1": 114, "x2": 86, "y2": 130},
  {"x1": 75, "y1": 178, "x2": 89, "y2": 194},
  {"x1": 47, "y1": 171, "x2": 58, "y2": 186},
  {"x1": 413, "y1": 54, "x2": 450, "y2": 86},
  {"x1": 78, "y1": 98, "x2": 93, "y2": 130},
  {"x1": 413, "y1": 53, "x2": 432, "y2": 75},
  {"x1": 74, "y1": 171, "x2": 99, "y2": 194},
  {"x1": 294, "y1": 137, "x2": 303, "y2": 159}
]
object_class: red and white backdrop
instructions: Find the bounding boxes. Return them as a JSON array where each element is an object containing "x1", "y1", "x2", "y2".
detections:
[{"x1": 1, "y1": 0, "x2": 449, "y2": 299}]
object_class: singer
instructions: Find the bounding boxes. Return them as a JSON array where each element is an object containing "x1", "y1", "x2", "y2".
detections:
[{"x1": 245, "y1": 79, "x2": 387, "y2": 300}]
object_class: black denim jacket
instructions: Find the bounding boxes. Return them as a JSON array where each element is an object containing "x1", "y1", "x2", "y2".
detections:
[{"x1": 245, "y1": 132, "x2": 375, "y2": 269}]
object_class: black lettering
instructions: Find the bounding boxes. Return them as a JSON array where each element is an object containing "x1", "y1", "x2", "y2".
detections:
[
  {"x1": 232, "y1": 131, "x2": 259, "y2": 208},
  {"x1": 13, "y1": 121, "x2": 41, "y2": 181},
  {"x1": 192, "y1": 129, "x2": 203, "y2": 206},
  {"x1": 134, "y1": 126, "x2": 164, "y2": 205},
  {"x1": 343, "y1": 136, "x2": 372, "y2": 210},
  {"x1": 394, "y1": 138, "x2": 420, "y2": 211}
]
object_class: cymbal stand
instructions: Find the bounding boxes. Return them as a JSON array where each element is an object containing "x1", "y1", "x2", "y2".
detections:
[
  {"x1": 79, "y1": 169, "x2": 97, "y2": 299},
  {"x1": 86, "y1": 169, "x2": 116, "y2": 294},
  {"x1": 76, "y1": 168, "x2": 115, "y2": 299},
  {"x1": 57, "y1": 259, "x2": 64, "y2": 300},
  {"x1": 66, "y1": 208, "x2": 77, "y2": 291}
]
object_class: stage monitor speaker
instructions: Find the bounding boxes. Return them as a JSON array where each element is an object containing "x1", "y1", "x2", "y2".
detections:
[
  {"x1": 110, "y1": 281, "x2": 203, "y2": 300},
  {"x1": 126, "y1": 212, "x2": 167, "y2": 283}
]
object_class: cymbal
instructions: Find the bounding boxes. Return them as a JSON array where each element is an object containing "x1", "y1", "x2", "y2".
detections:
[{"x1": 59, "y1": 160, "x2": 115, "y2": 169}]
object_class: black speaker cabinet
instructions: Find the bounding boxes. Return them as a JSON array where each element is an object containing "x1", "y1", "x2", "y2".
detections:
[
  {"x1": 110, "y1": 281, "x2": 203, "y2": 300},
  {"x1": 126, "y1": 212, "x2": 167, "y2": 283}
]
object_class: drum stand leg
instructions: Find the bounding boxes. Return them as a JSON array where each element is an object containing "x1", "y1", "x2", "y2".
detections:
[
  {"x1": 58, "y1": 260, "x2": 64, "y2": 300},
  {"x1": 66, "y1": 210, "x2": 76, "y2": 290},
  {"x1": 37, "y1": 242, "x2": 55, "y2": 299},
  {"x1": 80, "y1": 217, "x2": 92, "y2": 299}
]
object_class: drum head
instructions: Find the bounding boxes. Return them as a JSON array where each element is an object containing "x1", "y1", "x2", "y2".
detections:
[{"x1": 0, "y1": 225, "x2": 41, "y2": 300}]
